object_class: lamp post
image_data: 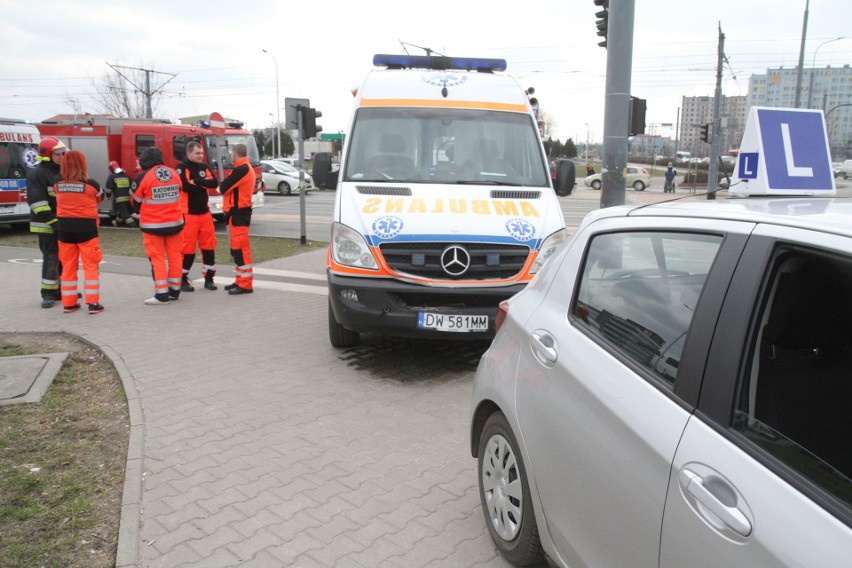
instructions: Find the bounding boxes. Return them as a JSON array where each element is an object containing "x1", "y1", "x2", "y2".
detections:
[
  {"x1": 261, "y1": 49, "x2": 280, "y2": 158},
  {"x1": 807, "y1": 36, "x2": 846, "y2": 109},
  {"x1": 585, "y1": 123, "x2": 590, "y2": 164},
  {"x1": 267, "y1": 113, "x2": 275, "y2": 158}
]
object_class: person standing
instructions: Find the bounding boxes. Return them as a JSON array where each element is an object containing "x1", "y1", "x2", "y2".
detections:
[
  {"x1": 664, "y1": 162, "x2": 677, "y2": 193},
  {"x1": 132, "y1": 147, "x2": 185, "y2": 305},
  {"x1": 26, "y1": 136, "x2": 66, "y2": 308},
  {"x1": 219, "y1": 143, "x2": 255, "y2": 295},
  {"x1": 54, "y1": 151, "x2": 105, "y2": 314},
  {"x1": 175, "y1": 141, "x2": 219, "y2": 291},
  {"x1": 105, "y1": 160, "x2": 136, "y2": 227}
]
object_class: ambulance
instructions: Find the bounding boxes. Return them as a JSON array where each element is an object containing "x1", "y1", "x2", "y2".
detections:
[
  {"x1": 0, "y1": 119, "x2": 40, "y2": 226},
  {"x1": 316, "y1": 54, "x2": 576, "y2": 347}
]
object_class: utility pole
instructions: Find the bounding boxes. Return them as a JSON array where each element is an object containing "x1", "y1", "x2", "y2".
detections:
[
  {"x1": 106, "y1": 63, "x2": 176, "y2": 118},
  {"x1": 793, "y1": 0, "x2": 809, "y2": 108},
  {"x1": 707, "y1": 23, "x2": 725, "y2": 200},
  {"x1": 600, "y1": 0, "x2": 636, "y2": 208}
]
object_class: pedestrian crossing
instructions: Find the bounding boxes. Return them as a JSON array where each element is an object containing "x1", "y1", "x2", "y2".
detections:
[{"x1": 191, "y1": 267, "x2": 328, "y2": 296}]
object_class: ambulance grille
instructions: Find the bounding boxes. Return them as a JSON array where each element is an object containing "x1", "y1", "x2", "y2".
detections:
[
  {"x1": 490, "y1": 190, "x2": 542, "y2": 199},
  {"x1": 379, "y1": 242, "x2": 530, "y2": 280},
  {"x1": 356, "y1": 185, "x2": 412, "y2": 196}
]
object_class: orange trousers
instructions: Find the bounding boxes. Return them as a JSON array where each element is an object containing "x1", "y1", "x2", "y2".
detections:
[
  {"x1": 143, "y1": 232, "x2": 184, "y2": 297},
  {"x1": 182, "y1": 213, "x2": 217, "y2": 278},
  {"x1": 228, "y1": 224, "x2": 253, "y2": 290},
  {"x1": 59, "y1": 238, "x2": 102, "y2": 307}
]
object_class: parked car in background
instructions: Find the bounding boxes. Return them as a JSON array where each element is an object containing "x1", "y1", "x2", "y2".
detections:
[
  {"x1": 260, "y1": 160, "x2": 312, "y2": 195},
  {"x1": 832, "y1": 163, "x2": 846, "y2": 179},
  {"x1": 838, "y1": 160, "x2": 852, "y2": 179},
  {"x1": 471, "y1": 194, "x2": 852, "y2": 567},
  {"x1": 584, "y1": 166, "x2": 651, "y2": 191}
]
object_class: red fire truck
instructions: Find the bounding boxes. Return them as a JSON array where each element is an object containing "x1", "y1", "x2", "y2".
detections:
[
  {"x1": 36, "y1": 113, "x2": 264, "y2": 223},
  {"x1": 0, "y1": 118, "x2": 40, "y2": 227}
]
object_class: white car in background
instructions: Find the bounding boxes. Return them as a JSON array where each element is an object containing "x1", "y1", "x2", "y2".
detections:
[{"x1": 260, "y1": 160, "x2": 312, "y2": 195}]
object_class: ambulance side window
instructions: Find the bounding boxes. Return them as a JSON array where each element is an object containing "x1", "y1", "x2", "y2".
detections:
[{"x1": 136, "y1": 135, "x2": 156, "y2": 158}]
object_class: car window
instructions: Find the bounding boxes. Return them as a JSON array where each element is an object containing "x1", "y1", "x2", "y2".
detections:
[
  {"x1": 573, "y1": 231, "x2": 722, "y2": 387},
  {"x1": 733, "y1": 248, "x2": 852, "y2": 508}
]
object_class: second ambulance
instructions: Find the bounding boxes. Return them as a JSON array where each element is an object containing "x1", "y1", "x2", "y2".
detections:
[{"x1": 320, "y1": 54, "x2": 574, "y2": 347}]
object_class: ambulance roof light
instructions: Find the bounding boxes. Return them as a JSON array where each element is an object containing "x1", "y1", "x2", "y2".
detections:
[{"x1": 373, "y1": 54, "x2": 507, "y2": 73}]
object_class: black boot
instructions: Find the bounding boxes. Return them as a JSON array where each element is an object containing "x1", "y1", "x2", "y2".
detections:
[
  {"x1": 181, "y1": 274, "x2": 195, "y2": 292},
  {"x1": 204, "y1": 276, "x2": 218, "y2": 291}
]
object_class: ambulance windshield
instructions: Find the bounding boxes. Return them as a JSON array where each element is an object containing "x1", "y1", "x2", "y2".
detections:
[{"x1": 344, "y1": 107, "x2": 549, "y2": 186}]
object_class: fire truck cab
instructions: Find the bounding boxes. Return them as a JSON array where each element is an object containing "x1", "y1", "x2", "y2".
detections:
[{"x1": 36, "y1": 115, "x2": 264, "y2": 223}]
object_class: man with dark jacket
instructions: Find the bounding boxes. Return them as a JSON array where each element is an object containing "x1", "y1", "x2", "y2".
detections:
[
  {"x1": 175, "y1": 141, "x2": 219, "y2": 291},
  {"x1": 105, "y1": 160, "x2": 136, "y2": 227},
  {"x1": 26, "y1": 136, "x2": 66, "y2": 308}
]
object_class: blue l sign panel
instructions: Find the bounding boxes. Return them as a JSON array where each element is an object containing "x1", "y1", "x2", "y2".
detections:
[
  {"x1": 738, "y1": 153, "x2": 759, "y2": 179},
  {"x1": 758, "y1": 109, "x2": 833, "y2": 191}
]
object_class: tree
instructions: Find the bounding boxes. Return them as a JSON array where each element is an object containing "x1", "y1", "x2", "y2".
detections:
[
  {"x1": 68, "y1": 63, "x2": 176, "y2": 118},
  {"x1": 565, "y1": 138, "x2": 578, "y2": 159},
  {"x1": 253, "y1": 129, "x2": 272, "y2": 158}
]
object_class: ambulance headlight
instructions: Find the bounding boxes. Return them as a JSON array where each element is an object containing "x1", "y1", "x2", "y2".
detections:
[
  {"x1": 531, "y1": 228, "x2": 568, "y2": 274},
  {"x1": 332, "y1": 222, "x2": 378, "y2": 270}
]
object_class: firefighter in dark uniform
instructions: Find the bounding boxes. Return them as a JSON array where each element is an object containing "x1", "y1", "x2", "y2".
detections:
[
  {"x1": 26, "y1": 136, "x2": 66, "y2": 308},
  {"x1": 105, "y1": 160, "x2": 136, "y2": 226},
  {"x1": 175, "y1": 141, "x2": 219, "y2": 291}
]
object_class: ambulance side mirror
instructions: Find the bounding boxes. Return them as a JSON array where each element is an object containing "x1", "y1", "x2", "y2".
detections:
[{"x1": 554, "y1": 159, "x2": 576, "y2": 196}]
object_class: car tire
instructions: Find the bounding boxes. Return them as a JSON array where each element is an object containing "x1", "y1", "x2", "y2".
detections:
[
  {"x1": 478, "y1": 412, "x2": 544, "y2": 566},
  {"x1": 278, "y1": 181, "x2": 292, "y2": 195},
  {"x1": 591, "y1": 179, "x2": 602, "y2": 190},
  {"x1": 328, "y1": 299, "x2": 360, "y2": 348},
  {"x1": 633, "y1": 180, "x2": 646, "y2": 191}
]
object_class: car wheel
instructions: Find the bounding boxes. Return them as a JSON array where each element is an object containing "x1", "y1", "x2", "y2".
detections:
[
  {"x1": 278, "y1": 181, "x2": 292, "y2": 195},
  {"x1": 591, "y1": 179, "x2": 602, "y2": 190},
  {"x1": 478, "y1": 412, "x2": 544, "y2": 566},
  {"x1": 328, "y1": 299, "x2": 360, "y2": 348},
  {"x1": 633, "y1": 180, "x2": 646, "y2": 191}
]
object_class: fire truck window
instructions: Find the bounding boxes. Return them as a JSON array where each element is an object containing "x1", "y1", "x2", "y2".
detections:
[
  {"x1": 173, "y1": 135, "x2": 201, "y2": 163},
  {"x1": 136, "y1": 135, "x2": 156, "y2": 158}
]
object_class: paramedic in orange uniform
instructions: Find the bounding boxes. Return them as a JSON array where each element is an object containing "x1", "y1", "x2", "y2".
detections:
[
  {"x1": 132, "y1": 147, "x2": 185, "y2": 305},
  {"x1": 175, "y1": 140, "x2": 219, "y2": 291},
  {"x1": 219, "y1": 143, "x2": 255, "y2": 295},
  {"x1": 53, "y1": 150, "x2": 105, "y2": 314}
]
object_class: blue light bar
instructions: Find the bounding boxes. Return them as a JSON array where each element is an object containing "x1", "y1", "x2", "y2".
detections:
[{"x1": 373, "y1": 54, "x2": 507, "y2": 72}]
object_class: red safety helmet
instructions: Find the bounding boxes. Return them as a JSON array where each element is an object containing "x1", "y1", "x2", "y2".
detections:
[
  {"x1": 109, "y1": 160, "x2": 122, "y2": 173},
  {"x1": 38, "y1": 136, "x2": 67, "y2": 158}
]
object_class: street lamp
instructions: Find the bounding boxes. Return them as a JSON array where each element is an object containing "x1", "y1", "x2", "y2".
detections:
[
  {"x1": 807, "y1": 36, "x2": 846, "y2": 109},
  {"x1": 584, "y1": 123, "x2": 590, "y2": 164},
  {"x1": 261, "y1": 49, "x2": 281, "y2": 158}
]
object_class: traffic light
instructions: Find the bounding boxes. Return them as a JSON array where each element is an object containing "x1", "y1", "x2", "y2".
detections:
[
  {"x1": 303, "y1": 107, "x2": 322, "y2": 139},
  {"x1": 594, "y1": 0, "x2": 609, "y2": 49},
  {"x1": 699, "y1": 123, "x2": 710, "y2": 143},
  {"x1": 629, "y1": 97, "x2": 646, "y2": 136}
]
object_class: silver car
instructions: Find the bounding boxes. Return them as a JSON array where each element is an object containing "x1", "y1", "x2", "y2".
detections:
[
  {"x1": 260, "y1": 160, "x2": 312, "y2": 195},
  {"x1": 471, "y1": 195, "x2": 852, "y2": 567}
]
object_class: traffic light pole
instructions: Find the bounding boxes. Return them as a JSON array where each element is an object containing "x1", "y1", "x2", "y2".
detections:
[
  {"x1": 707, "y1": 24, "x2": 725, "y2": 200},
  {"x1": 600, "y1": 0, "x2": 636, "y2": 208},
  {"x1": 297, "y1": 106, "x2": 307, "y2": 244}
]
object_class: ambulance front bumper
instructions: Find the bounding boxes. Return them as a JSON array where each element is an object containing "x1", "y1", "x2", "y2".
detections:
[{"x1": 327, "y1": 271, "x2": 525, "y2": 340}]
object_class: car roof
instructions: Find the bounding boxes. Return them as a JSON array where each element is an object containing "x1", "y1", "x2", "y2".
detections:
[{"x1": 582, "y1": 196, "x2": 852, "y2": 238}]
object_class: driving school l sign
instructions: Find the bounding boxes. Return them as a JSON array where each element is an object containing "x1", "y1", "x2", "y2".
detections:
[{"x1": 732, "y1": 107, "x2": 835, "y2": 196}]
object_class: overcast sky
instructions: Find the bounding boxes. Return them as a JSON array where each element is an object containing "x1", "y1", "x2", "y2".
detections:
[{"x1": 3, "y1": 0, "x2": 850, "y2": 144}]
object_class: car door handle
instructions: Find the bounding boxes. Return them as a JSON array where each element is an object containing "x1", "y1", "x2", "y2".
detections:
[
  {"x1": 531, "y1": 330, "x2": 557, "y2": 364},
  {"x1": 680, "y1": 469, "x2": 752, "y2": 537}
]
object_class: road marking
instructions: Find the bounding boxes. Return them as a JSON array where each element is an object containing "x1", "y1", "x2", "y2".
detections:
[{"x1": 193, "y1": 267, "x2": 327, "y2": 296}]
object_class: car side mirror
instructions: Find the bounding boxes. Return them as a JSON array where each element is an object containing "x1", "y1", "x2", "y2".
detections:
[{"x1": 555, "y1": 159, "x2": 576, "y2": 197}]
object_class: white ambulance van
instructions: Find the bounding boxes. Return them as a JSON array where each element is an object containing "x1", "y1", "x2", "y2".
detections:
[
  {"x1": 0, "y1": 119, "x2": 40, "y2": 226},
  {"x1": 314, "y1": 54, "x2": 576, "y2": 347}
]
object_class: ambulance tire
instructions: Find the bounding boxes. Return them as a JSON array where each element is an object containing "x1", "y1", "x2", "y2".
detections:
[{"x1": 328, "y1": 298, "x2": 360, "y2": 348}]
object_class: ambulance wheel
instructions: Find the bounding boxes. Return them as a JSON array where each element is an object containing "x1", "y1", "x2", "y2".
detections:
[
  {"x1": 328, "y1": 299, "x2": 360, "y2": 348},
  {"x1": 278, "y1": 181, "x2": 292, "y2": 195}
]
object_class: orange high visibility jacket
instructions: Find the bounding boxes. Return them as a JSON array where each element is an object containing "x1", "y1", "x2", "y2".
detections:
[
  {"x1": 132, "y1": 165, "x2": 184, "y2": 236},
  {"x1": 54, "y1": 178, "x2": 102, "y2": 243},
  {"x1": 220, "y1": 156, "x2": 255, "y2": 212}
]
